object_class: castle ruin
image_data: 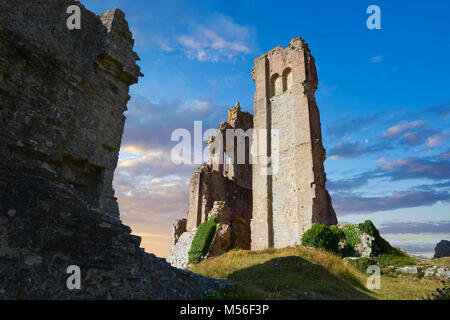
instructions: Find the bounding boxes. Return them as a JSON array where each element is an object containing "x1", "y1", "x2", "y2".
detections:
[
  {"x1": 251, "y1": 37, "x2": 337, "y2": 250},
  {"x1": 169, "y1": 37, "x2": 337, "y2": 266}
]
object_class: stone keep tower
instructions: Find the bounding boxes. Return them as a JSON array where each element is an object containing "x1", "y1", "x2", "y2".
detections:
[{"x1": 251, "y1": 37, "x2": 337, "y2": 250}]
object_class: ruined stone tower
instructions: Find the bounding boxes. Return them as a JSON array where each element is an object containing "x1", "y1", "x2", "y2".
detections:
[{"x1": 251, "y1": 37, "x2": 337, "y2": 250}]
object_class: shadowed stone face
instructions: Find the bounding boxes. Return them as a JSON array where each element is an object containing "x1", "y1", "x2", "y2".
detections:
[{"x1": 0, "y1": 0, "x2": 224, "y2": 299}]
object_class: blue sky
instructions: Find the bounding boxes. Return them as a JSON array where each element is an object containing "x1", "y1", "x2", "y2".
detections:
[{"x1": 82, "y1": 0, "x2": 449, "y2": 257}]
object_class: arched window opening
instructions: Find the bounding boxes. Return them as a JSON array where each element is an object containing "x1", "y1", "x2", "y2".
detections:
[
  {"x1": 283, "y1": 68, "x2": 293, "y2": 92},
  {"x1": 270, "y1": 73, "x2": 282, "y2": 97}
]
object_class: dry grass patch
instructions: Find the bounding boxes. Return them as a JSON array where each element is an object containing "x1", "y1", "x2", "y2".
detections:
[{"x1": 188, "y1": 247, "x2": 444, "y2": 300}]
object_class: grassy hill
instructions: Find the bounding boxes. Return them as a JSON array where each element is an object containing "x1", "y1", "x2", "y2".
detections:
[{"x1": 188, "y1": 247, "x2": 448, "y2": 300}]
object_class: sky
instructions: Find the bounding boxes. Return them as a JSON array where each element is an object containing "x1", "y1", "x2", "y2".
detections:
[{"x1": 82, "y1": 0, "x2": 449, "y2": 258}]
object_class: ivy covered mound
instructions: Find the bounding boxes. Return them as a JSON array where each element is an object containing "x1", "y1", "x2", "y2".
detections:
[
  {"x1": 301, "y1": 220, "x2": 400, "y2": 258},
  {"x1": 188, "y1": 214, "x2": 218, "y2": 263}
]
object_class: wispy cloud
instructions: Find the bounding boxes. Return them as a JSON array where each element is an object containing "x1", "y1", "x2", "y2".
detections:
[
  {"x1": 176, "y1": 15, "x2": 254, "y2": 62},
  {"x1": 378, "y1": 221, "x2": 450, "y2": 234},
  {"x1": 333, "y1": 189, "x2": 450, "y2": 215},
  {"x1": 381, "y1": 120, "x2": 437, "y2": 146},
  {"x1": 369, "y1": 55, "x2": 383, "y2": 63},
  {"x1": 426, "y1": 131, "x2": 450, "y2": 147},
  {"x1": 382, "y1": 120, "x2": 425, "y2": 138},
  {"x1": 122, "y1": 94, "x2": 228, "y2": 152},
  {"x1": 328, "y1": 141, "x2": 387, "y2": 159},
  {"x1": 381, "y1": 157, "x2": 450, "y2": 180}
]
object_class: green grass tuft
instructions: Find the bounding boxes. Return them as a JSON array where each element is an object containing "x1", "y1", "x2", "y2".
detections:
[{"x1": 301, "y1": 224, "x2": 341, "y2": 253}]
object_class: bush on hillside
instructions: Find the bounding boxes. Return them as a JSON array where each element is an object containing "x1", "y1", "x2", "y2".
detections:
[
  {"x1": 188, "y1": 214, "x2": 218, "y2": 263},
  {"x1": 358, "y1": 220, "x2": 394, "y2": 256},
  {"x1": 341, "y1": 224, "x2": 361, "y2": 256},
  {"x1": 301, "y1": 224, "x2": 342, "y2": 253},
  {"x1": 302, "y1": 220, "x2": 400, "y2": 258}
]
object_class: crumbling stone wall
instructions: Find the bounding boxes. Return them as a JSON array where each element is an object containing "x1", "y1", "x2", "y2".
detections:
[
  {"x1": 0, "y1": 0, "x2": 223, "y2": 299},
  {"x1": 251, "y1": 37, "x2": 337, "y2": 250},
  {"x1": 186, "y1": 104, "x2": 253, "y2": 237},
  {"x1": 168, "y1": 105, "x2": 253, "y2": 267}
]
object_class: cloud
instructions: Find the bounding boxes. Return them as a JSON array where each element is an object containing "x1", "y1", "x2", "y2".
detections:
[
  {"x1": 369, "y1": 55, "x2": 383, "y2": 63},
  {"x1": 326, "y1": 101, "x2": 449, "y2": 145},
  {"x1": 378, "y1": 221, "x2": 450, "y2": 234},
  {"x1": 151, "y1": 36, "x2": 175, "y2": 52},
  {"x1": 381, "y1": 157, "x2": 450, "y2": 180},
  {"x1": 412, "y1": 101, "x2": 450, "y2": 121},
  {"x1": 114, "y1": 167, "x2": 190, "y2": 257},
  {"x1": 426, "y1": 131, "x2": 450, "y2": 147},
  {"x1": 176, "y1": 15, "x2": 254, "y2": 62},
  {"x1": 381, "y1": 233, "x2": 450, "y2": 257},
  {"x1": 316, "y1": 83, "x2": 338, "y2": 97},
  {"x1": 122, "y1": 94, "x2": 228, "y2": 153},
  {"x1": 327, "y1": 175, "x2": 372, "y2": 192},
  {"x1": 328, "y1": 141, "x2": 387, "y2": 159},
  {"x1": 326, "y1": 112, "x2": 383, "y2": 140},
  {"x1": 382, "y1": 120, "x2": 425, "y2": 138},
  {"x1": 439, "y1": 149, "x2": 450, "y2": 159},
  {"x1": 381, "y1": 120, "x2": 438, "y2": 146},
  {"x1": 328, "y1": 156, "x2": 450, "y2": 193},
  {"x1": 118, "y1": 147, "x2": 196, "y2": 178},
  {"x1": 333, "y1": 189, "x2": 450, "y2": 215}
]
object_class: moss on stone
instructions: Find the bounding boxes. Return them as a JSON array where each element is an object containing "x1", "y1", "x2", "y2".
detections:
[{"x1": 188, "y1": 214, "x2": 218, "y2": 263}]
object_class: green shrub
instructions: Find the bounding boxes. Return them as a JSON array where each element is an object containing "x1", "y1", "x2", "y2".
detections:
[
  {"x1": 330, "y1": 225, "x2": 344, "y2": 240},
  {"x1": 358, "y1": 220, "x2": 393, "y2": 255},
  {"x1": 341, "y1": 224, "x2": 361, "y2": 256},
  {"x1": 301, "y1": 224, "x2": 341, "y2": 253},
  {"x1": 188, "y1": 214, "x2": 218, "y2": 263},
  {"x1": 342, "y1": 224, "x2": 361, "y2": 248}
]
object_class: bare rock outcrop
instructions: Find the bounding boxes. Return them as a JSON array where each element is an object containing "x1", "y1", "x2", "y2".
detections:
[
  {"x1": 0, "y1": 0, "x2": 224, "y2": 299},
  {"x1": 167, "y1": 229, "x2": 197, "y2": 269},
  {"x1": 434, "y1": 240, "x2": 450, "y2": 258}
]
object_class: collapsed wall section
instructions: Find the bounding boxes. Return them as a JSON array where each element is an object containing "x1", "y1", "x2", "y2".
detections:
[
  {"x1": 186, "y1": 104, "x2": 253, "y2": 235},
  {"x1": 168, "y1": 104, "x2": 253, "y2": 267}
]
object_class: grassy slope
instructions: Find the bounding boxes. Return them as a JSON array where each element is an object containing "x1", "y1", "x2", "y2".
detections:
[{"x1": 188, "y1": 247, "x2": 445, "y2": 300}]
